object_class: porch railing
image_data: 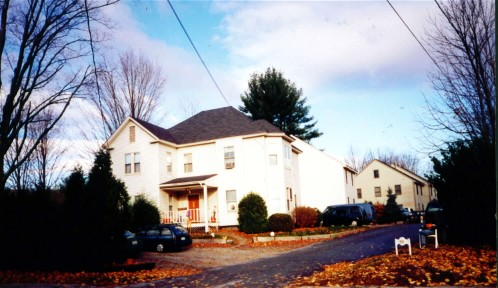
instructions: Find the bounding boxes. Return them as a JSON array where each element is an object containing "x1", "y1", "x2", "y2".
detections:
[{"x1": 162, "y1": 208, "x2": 219, "y2": 226}]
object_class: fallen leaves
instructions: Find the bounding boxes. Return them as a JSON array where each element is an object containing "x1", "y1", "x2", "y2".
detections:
[
  {"x1": 288, "y1": 245, "x2": 496, "y2": 287},
  {"x1": 0, "y1": 267, "x2": 201, "y2": 286}
]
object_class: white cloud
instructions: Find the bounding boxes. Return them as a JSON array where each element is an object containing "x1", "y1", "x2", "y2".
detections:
[{"x1": 217, "y1": 2, "x2": 438, "y2": 96}]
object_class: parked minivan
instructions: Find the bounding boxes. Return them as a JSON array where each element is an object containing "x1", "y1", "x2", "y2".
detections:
[{"x1": 322, "y1": 204, "x2": 370, "y2": 226}]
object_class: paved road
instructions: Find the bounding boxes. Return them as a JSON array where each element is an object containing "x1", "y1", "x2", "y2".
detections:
[{"x1": 133, "y1": 224, "x2": 420, "y2": 288}]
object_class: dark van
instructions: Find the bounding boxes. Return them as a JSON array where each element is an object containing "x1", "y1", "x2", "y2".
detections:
[
  {"x1": 356, "y1": 203, "x2": 376, "y2": 224},
  {"x1": 322, "y1": 204, "x2": 369, "y2": 226}
]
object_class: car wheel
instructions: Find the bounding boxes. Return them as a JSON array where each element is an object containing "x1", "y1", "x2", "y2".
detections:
[
  {"x1": 350, "y1": 220, "x2": 358, "y2": 227},
  {"x1": 156, "y1": 243, "x2": 164, "y2": 253}
]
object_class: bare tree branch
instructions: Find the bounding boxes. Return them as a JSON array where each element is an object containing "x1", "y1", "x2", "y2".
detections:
[{"x1": 0, "y1": 0, "x2": 117, "y2": 192}]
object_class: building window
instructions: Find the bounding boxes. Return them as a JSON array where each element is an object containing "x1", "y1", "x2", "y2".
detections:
[
  {"x1": 226, "y1": 190, "x2": 237, "y2": 212},
  {"x1": 351, "y1": 173, "x2": 354, "y2": 186},
  {"x1": 269, "y1": 154, "x2": 278, "y2": 165},
  {"x1": 373, "y1": 169, "x2": 379, "y2": 178},
  {"x1": 283, "y1": 145, "x2": 291, "y2": 159},
  {"x1": 345, "y1": 171, "x2": 348, "y2": 184},
  {"x1": 374, "y1": 186, "x2": 381, "y2": 197},
  {"x1": 133, "y1": 152, "x2": 141, "y2": 173},
  {"x1": 184, "y1": 153, "x2": 192, "y2": 173},
  {"x1": 395, "y1": 184, "x2": 401, "y2": 195},
  {"x1": 125, "y1": 153, "x2": 132, "y2": 174},
  {"x1": 286, "y1": 187, "x2": 293, "y2": 211},
  {"x1": 166, "y1": 152, "x2": 172, "y2": 172},
  {"x1": 129, "y1": 126, "x2": 135, "y2": 143},
  {"x1": 357, "y1": 188, "x2": 362, "y2": 199},
  {"x1": 224, "y1": 146, "x2": 235, "y2": 169}
]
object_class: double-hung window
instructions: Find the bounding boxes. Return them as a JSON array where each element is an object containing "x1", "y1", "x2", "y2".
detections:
[
  {"x1": 226, "y1": 190, "x2": 237, "y2": 212},
  {"x1": 374, "y1": 186, "x2": 381, "y2": 197},
  {"x1": 166, "y1": 152, "x2": 172, "y2": 172},
  {"x1": 125, "y1": 153, "x2": 132, "y2": 174},
  {"x1": 125, "y1": 152, "x2": 140, "y2": 174},
  {"x1": 395, "y1": 184, "x2": 402, "y2": 195},
  {"x1": 224, "y1": 146, "x2": 235, "y2": 169},
  {"x1": 134, "y1": 152, "x2": 141, "y2": 173},
  {"x1": 184, "y1": 153, "x2": 193, "y2": 173}
]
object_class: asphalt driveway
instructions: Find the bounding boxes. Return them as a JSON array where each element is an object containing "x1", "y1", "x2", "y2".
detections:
[{"x1": 134, "y1": 223, "x2": 420, "y2": 287}]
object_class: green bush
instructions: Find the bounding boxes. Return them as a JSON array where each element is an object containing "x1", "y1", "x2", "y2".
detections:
[
  {"x1": 131, "y1": 194, "x2": 160, "y2": 232},
  {"x1": 268, "y1": 213, "x2": 293, "y2": 232},
  {"x1": 292, "y1": 206, "x2": 318, "y2": 228},
  {"x1": 237, "y1": 192, "x2": 268, "y2": 234}
]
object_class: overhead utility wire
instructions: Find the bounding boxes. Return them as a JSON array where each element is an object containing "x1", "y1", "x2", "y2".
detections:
[
  {"x1": 386, "y1": 0, "x2": 443, "y2": 72},
  {"x1": 167, "y1": 0, "x2": 230, "y2": 106}
]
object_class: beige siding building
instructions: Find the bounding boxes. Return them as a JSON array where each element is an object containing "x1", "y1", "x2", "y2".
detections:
[{"x1": 355, "y1": 160, "x2": 436, "y2": 211}]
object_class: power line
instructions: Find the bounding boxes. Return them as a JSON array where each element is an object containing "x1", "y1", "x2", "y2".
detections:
[
  {"x1": 167, "y1": 0, "x2": 230, "y2": 106},
  {"x1": 386, "y1": 0, "x2": 442, "y2": 72}
]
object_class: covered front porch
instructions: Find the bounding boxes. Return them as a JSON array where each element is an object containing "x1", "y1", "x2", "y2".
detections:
[{"x1": 160, "y1": 174, "x2": 218, "y2": 233}]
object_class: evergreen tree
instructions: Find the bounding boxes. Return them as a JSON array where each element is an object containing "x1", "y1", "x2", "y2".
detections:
[
  {"x1": 239, "y1": 67, "x2": 322, "y2": 142},
  {"x1": 84, "y1": 149, "x2": 131, "y2": 266},
  {"x1": 238, "y1": 192, "x2": 269, "y2": 234},
  {"x1": 427, "y1": 139, "x2": 495, "y2": 245},
  {"x1": 131, "y1": 194, "x2": 161, "y2": 232},
  {"x1": 381, "y1": 188, "x2": 400, "y2": 223}
]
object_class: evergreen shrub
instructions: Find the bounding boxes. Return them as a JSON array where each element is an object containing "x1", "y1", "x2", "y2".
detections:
[
  {"x1": 268, "y1": 213, "x2": 294, "y2": 232},
  {"x1": 237, "y1": 192, "x2": 268, "y2": 234}
]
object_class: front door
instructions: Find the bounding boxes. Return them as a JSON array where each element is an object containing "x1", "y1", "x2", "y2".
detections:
[{"x1": 188, "y1": 194, "x2": 200, "y2": 222}]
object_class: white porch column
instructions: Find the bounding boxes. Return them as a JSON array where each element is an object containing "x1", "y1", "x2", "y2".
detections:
[{"x1": 202, "y1": 183, "x2": 209, "y2": 233}]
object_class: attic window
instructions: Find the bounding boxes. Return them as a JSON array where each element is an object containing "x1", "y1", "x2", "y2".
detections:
[
  {"x1": 373, "y1": 169, "x2": 379, "y2": 178},
  {"x1": 129, "y1": 126, "x2": 136, "y2": 143}
]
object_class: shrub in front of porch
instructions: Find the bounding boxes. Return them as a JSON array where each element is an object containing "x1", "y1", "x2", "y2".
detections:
[
  {"x1": 237, "y1": 192, "x2": 268, "y2": 234},
  {"x1": 268, "y1": 213, "x2": 293, "y2": 232}
]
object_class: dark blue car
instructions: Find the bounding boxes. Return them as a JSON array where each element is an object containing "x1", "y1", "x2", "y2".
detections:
[{"x1": 136, "y1": 224, "x2": 192, "y2": 252}]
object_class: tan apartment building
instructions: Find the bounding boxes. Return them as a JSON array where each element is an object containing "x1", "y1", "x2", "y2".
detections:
[{"x1": 354, "y1": 160, "x2": 436, "y2": 211}]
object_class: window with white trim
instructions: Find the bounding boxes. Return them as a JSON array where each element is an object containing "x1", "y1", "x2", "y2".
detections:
[
  {"x1": 125, "y1": 152, "x2": 140, "y2": 174},
  {"x1": 374, "y1": 186, "x2": 381, "y2": 197},
  {"x1": 166, "y1": 152, "x2": 172, "y2": 172},
  {"x1": 395, "y1": 184, "x2": 402, "y2": 195},
  {"x1": 125, "y1": 153, "x2": 132, "y2": 174},
  {"x1": 134, "y1": 152, "x2": 141, "y2": 173},
  {"x1": 224, "y1": 146, "x2": 235, "y2": 169},
  {"x1": 226, "y1": 190, "x2": 237, "y2": 212},
  {"x1": 184, "y1": 153, "x2": 192, "y2": 173}
]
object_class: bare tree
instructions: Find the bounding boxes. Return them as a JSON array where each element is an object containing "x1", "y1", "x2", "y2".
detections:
[
  {"x1": 345, "y1": 146, "x2": 421, "y2": 174},
  {"x1": 92, "y1": 50, "x2": 166, "y2": 139},
  {"x1": 30, "y1": 109, "x2": 68, "y2": 192},
  {"x1": 6, "y1": 109, "x2": 67, "y2": 192},
  {"x1": 0, "y1": 0, "x2": 117, "y2": 193},
  {"x1": 422, "y1": 0, "x2": 495, "y2": 145}
]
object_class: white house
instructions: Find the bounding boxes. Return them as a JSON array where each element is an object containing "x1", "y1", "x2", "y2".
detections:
[
  {"x1": 106, "y1": 107, "x2": 305, "y2": 232},
  {"x1": 290, "y1": 136, "x2": 351, "y2": 212},
  {"x1": 354, "y1": 159, "x2": 436, "y2": 211},
  {"x1": 106, "y1": 106, "x2": 354, "y2": 231}
]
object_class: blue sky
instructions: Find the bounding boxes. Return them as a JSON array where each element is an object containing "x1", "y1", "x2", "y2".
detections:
[{"x1": 78, "y1": 1, "x2": 443, "y2": 171}]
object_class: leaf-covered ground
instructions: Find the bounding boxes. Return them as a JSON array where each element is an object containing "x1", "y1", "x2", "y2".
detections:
[
  {"x1": 0, "y1": 241, "x2": 495, "y2": 286},
  {"x1": 289, "y1": 245, "x2": 496, "y2": 287}
]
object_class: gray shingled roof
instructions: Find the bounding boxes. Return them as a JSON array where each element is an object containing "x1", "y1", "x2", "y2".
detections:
[{"x1": 133, "y1": 106, "x2": 283, "y2": 145}]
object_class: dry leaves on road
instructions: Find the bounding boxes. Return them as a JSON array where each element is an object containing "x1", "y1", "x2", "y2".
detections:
[{"x1": 288, "y1": 245, "x2": 496, "y2": 287}]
